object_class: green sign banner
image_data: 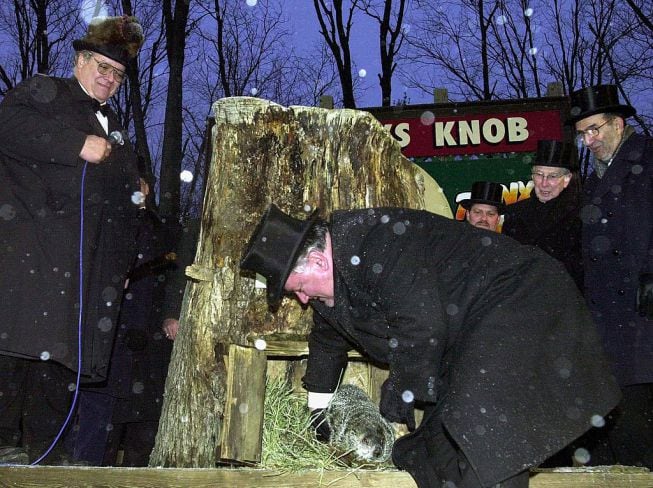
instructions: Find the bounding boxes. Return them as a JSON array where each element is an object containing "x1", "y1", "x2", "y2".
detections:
[{"x1": 412, "y1": 155, "x2": 534, "y2": 222}]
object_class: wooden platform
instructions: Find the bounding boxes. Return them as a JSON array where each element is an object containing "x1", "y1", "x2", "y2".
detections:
[{"x1": 0, "y1": 466, "x2": 651, "y2": 487}]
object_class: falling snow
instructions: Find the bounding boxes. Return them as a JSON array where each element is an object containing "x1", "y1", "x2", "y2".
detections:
[
  {"x1": 401, "y1": 390, "x2": 414, "y2": 403},
  {"x1": 420, "y1": 111, "x2": 435, "y2": 125},
  {"x1": 131, "y1": 191, "x2": 146, "y2": 205},
  {"x1": 392, "y1": 222, "x2": 406, "y2": 235}
]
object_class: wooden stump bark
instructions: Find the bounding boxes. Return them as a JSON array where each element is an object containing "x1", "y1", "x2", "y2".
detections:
[{"x1": 150, "y1": 97, "x2": 450, "y2": 467}]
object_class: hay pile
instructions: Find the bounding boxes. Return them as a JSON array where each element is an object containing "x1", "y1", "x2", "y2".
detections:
[
  {"x1": 262, "y1": 377, "x2": 396, "y2": 473},
  {"x1": 261, "y1": 377, "x2": 349, "y2": 472}
]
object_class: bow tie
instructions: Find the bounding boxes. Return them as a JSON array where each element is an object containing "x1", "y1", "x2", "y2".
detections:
[{"x1": 91, "y1": 99, "x2": 110, "y2": 116}]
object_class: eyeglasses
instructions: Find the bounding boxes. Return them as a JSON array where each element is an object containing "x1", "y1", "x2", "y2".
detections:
[
  {"x1": 91, "y1": 56, "x2": 125, "y2": 83},
  {"x1": 575, "y1": 120, "x2": 610, "y2": 141},
  {"x1": 531, "y1": 171, "x2": 568, "y2": 182}
]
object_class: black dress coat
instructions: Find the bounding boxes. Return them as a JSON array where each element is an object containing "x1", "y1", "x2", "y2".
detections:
[
  {"x1": 582, "y1": 132, "x2": 653, "y2": 386},
  {"x1": 302, "y1": 208, "x2": 620, "y2": 487},
  {"x1": 0, "y1": 75, "x2": 142, "y2": 381},
  {"x1": 502, "y1": 184, "x2": 584, "y2": 290}
]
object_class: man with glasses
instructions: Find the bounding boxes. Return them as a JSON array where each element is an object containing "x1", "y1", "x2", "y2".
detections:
[
  {"x1": 502, "y1": 140, "x2": 583, "y2": 289},
  {"x1": 0, "y1": 16, "x2": 144, "y2": 464},
  {"x1": 568, "y1": 84, "x2": 653, "y2": 468}
]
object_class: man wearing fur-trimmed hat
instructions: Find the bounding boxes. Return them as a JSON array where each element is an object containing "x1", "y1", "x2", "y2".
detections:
[
  {"x1": 502, "y1": 140, "x2": 583, "y2": 290},
  {"x1": 568, "y1": 84, "x2": 653, "y2": 468},
  {"x1": 459, "y1": 181, "x2": 505, "y2": 232},
  {"x1": 0, "y1": 16, "x2": 145, "y2": 465}
]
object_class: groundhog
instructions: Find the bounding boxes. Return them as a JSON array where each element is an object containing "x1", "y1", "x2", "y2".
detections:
[{"x1": 325, "y1": 384, "x2": 395, "y2": 463}]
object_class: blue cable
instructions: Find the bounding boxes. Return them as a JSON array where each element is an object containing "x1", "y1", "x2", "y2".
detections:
[{"x1": 30, "y1": 161, "x2": 87, "y2": 466}]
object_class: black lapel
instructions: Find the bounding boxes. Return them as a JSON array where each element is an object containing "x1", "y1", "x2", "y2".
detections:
[{"x1": 65, "y1": 77, "x2": 110, "y2": 137}]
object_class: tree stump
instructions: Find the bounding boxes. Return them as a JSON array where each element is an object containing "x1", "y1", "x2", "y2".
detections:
[{"x1": 150, "y1": 97, "x2": 450, "y2": 467}]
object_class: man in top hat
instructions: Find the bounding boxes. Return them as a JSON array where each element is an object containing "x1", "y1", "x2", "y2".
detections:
[
  {"x1": 241, "y1": 203, "x2": 620, "y2": 488},
  {"x1": 568, "y1": 84, "x2": 653, "y2": 467},
  {"x1": 460, "y1": 181, "x2": 504, "y2": 232},
  {"x1": 0, "y1": 16, "x2": 145, "y2": 464},
  {"x1": 502, "y1": 140, "x2": 583, "y2": 290}
]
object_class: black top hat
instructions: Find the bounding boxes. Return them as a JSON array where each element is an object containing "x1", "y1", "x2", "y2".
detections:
[
  {"x1": 240, "y1": 204, "x2": 320, "y2": 309},
  {"x1": 567, "y1": 84, "x2": 636, "y2": 124},
  {"x1": 73, "y1": 16, "x2": 144, "y2": 66},
  {"x1": 532, "y1": 140, "x2": 578, "y2": 170},
  {"x1": 460, "y1": 181, "x2": 505, "y2": 213}
]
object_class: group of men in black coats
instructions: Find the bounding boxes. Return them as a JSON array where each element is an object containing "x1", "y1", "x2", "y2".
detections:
[
  {"x1": 462, "y1": 85, "x2": 652, "y2": 472},
  {"x1": 240, "y1": 85, "x2": 652, "y2": 487},
  {"x1": 0, "y1": 9, "x2": 650, "y2": 486}
]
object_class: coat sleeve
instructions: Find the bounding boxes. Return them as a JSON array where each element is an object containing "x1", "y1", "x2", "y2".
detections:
[
  {"x1": 0, "y1": 77, "x2": 87, "y2": 167},
  {"x1": 302, "y1": 310, "x2": 351, "y2": 393}
]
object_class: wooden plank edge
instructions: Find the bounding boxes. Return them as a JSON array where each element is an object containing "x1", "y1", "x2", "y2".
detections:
[
  {"x1": 0, "y1": 466, "x2": 651, "y2": 488},
  {"x1": 0, "y1": 466, "x2": 416, "y2": 487}
]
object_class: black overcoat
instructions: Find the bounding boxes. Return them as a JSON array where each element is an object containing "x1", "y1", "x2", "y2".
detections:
[
  {"x1": 502, "y1": 184, "x2": 583, "y2": 290},
  {"x1": 582, "y1": 132, "x2": 653, "y2": 386},
  {"x1": 303, "y1": 208, "x2": 620, "y2": 487},
  {"x1": 0, "y1": 75, "x2": 141, "y2": 381}
]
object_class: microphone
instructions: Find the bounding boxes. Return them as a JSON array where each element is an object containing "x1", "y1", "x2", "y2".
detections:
[{"x1": 108, "y1": 130, "x2": 125, "y2": 146}]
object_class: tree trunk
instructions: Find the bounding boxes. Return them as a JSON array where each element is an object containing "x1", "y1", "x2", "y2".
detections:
[
  {"x1": 149, "y1": 97, "x2": 438, "y2": 467},
  {"x1": 158, "y1": 0, "x2": 190, "y2": 220},
  {"x1": 121, "y1": 0, "x2": 155, "y2": 192}
]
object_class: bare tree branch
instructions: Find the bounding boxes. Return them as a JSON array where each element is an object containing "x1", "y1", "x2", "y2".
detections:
[
  {"x1": 359, "y1": 0, "x2": 408, "y2": 106},
  {"x1": 313, "y1": 0, "x2": 360, "y2": 107}
]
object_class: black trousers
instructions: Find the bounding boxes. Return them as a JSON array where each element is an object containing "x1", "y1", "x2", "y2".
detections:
[
  {"x1": 393, "y1": 412, "x2": 529, "y2": 488},
  {"x1": 64, "y1": 389, "x2": 117, "y2": 465},
  {"x1": 424, "y1": 420, "x2": 528, "y2": 488},
  {"x1": 542, "y1": 383, "x2": 653, "y2": 469},
  {"x1": 581, "y1": 383, "x2": 652, "y2": 468},
  {"x1": 0, "y1": 355, "x2": 77, "y2": 463}
]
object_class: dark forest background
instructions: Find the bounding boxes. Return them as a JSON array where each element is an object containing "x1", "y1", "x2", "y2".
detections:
[{"x1": 1, "y1": 0, "x2": 650, "y2": 223}]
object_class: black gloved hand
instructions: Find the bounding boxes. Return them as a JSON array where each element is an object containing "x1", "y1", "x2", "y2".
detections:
[
  {"x1": 638, "y1": 273, "x2": 653, "y2": 320},
  {"x1": 310, "y1": 408, "x2": 331, "y2": 442},
  {"x1": 379, "y1": 378, "x2": 416, "y2": 431}
]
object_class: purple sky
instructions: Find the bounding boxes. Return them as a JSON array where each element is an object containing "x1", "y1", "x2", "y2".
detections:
[{"x1": 286, "y1": 2, "x2": 431, "y2": 108}]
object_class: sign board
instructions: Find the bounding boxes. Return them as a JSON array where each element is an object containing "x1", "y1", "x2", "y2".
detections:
[{"x1": 365, "y1": 96, "x2": 571, "y2": 221}]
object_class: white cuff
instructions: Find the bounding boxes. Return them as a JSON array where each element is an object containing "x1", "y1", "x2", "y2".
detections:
[{"x1": 308, "y1": 391, "x2": 335, "y2": 410}]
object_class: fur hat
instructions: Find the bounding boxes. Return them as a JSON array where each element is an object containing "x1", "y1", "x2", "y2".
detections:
[
  {"x1": 73, "y1": 16, "x2": 144, "y2": 66},
  {"x1": 532, "y1": 140, "x2": 578, "y2": 170},
  {"x1": 240, "y1": 204, "x2": 320, "y2": 309},
  {"x1": 460, "y1": 181, "x2": 505, "y2": 213},
  {"x1": 567, "y1": 85, "x2": 636, "y2": 124}
]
